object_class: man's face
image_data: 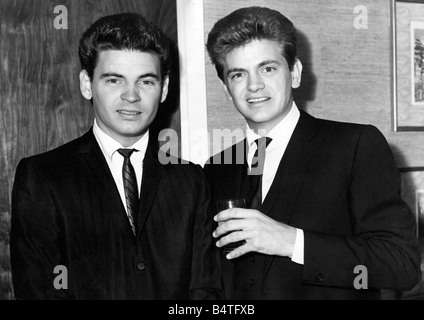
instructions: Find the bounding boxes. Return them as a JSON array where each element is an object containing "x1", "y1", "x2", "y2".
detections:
[
  {"x1": 80, "y1": 50, "x2": 169, "y2": 147},
  {"x1": 222, "y1": 39, "x2": 301, "y2": 133}
]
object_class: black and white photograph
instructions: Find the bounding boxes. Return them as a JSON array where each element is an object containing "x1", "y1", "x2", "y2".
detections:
[{"x1": 1, "y1": 0, "x2": 424, "y2": 307}]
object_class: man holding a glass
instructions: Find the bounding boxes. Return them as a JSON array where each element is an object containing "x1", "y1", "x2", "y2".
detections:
[{"x1": 204, "y1": 6, "x2": 421, "y2": 300}]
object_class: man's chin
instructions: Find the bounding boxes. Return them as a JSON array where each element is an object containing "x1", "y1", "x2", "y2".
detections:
[
  {"x1": 246, "y1": 115, "x2": 281, "y2": 132},
  {"x1": 121, "y1": 129, "x2": 148, "y2": 138}
]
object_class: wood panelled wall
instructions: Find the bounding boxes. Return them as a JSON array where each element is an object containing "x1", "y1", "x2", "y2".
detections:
[{"x1": 0, "y1": 0, "x2": 179, "y2": 300}]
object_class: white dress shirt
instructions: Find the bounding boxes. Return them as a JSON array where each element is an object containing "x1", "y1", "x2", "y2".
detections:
[
  {"x1": 93, "y1": 119, "x2": 149, "y2": 216},
  {"x1": 246, "y1": 102, "x2": 304, "y2": 264}
]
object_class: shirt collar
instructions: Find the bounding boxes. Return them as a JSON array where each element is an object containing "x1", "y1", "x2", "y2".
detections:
[
  {"x1": 93, "y1": 119, "x2": 149, "y2": 162},
  {"x1": 246, "y1": 101, "x2": 301, "y2": 150}
]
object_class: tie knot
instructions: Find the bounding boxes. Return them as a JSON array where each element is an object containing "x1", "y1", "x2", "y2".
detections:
[
  {"x1": 118, "y1": 148, "x2": 137, "y2": 159},
  {"x1": 254, "y1": 137, "x2": 272, "y2": 151}
]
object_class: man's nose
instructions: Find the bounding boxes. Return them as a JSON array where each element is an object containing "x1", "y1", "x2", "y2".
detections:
[
  {"x1": 121, "y1": 85, "x2": 141, "y2": 103},
  {"x1": 247, "y1": 73, "x2": 265, "y2": 92}
]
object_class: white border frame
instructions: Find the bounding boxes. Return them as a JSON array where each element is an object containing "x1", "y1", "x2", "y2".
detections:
[
  {"x1": 391, "y1": 0, "x2": 424, "y2": 131},
  {"x1": 176, "y1": 0, "x2": 210, "y2": 165},
  {"x1": 392, "y1": 0, "x2": 399, "y2": 131}
]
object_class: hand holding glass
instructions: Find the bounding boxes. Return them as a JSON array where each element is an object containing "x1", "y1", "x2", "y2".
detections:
[{"x1": 215, "y1": 199, "x2": 247, "y2": 254}]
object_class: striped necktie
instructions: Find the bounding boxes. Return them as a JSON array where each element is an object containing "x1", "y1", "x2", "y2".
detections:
[
  {"x1": 249, "y1": 137, "x2": 272, "y2": 210},
  {"x1": 118, "y1": 148, "x2": 139, "y2": 236}
]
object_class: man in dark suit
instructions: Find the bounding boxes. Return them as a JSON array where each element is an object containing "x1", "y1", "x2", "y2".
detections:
[
  {"x1": 10, "y1": 12, "x2": 222, "y2": 300},
  {"x1": 204, "y1": 6, "x2": 421, "y2": 300}
]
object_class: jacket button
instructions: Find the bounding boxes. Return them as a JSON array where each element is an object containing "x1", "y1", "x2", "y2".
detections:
[
  {"x1": 315, "y1": 273, "x2": 324, "y2": 282},
  {"x1": 248, "y1": 279, "x2": 255, "y2": 287},
  {"x1": 250, "y1": 256, "x2": 255, "y2": 263},
  {"x1": 137, "y1": 262, "x2": 146, "y2": 271}
]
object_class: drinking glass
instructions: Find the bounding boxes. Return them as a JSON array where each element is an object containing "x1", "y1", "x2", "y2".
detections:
[{"x1": 215, "y1": 198, "x2": 247, "y2": 254}]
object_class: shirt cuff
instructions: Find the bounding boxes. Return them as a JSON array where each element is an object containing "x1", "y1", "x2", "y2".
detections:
[{"x1": 291, "y1": 228, "x2": 304, "y2": 265}]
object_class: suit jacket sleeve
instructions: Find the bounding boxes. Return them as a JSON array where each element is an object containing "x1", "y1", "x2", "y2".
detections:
[
  {"x1": 10, "y1": 158, "x2": 69, "y2": 299},
  {"x1": 303, "y1": 125, "x2": 421, "y2": 290},
  {"x1": 189, "y1": 164, "x2": 223, "y2": 300}
]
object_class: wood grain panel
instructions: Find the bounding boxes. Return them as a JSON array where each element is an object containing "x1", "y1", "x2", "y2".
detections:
[{"x1": 0, "y1": 0, "x2": 178, "y2": 300}]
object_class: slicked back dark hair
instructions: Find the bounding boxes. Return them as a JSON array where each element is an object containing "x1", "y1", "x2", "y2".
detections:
[
  {"x1": 206, "y1": 6, "x2": 297, "y2": 81},
  {"x1": 78, "y1": 12, "x2": 171, "y2": 80}
]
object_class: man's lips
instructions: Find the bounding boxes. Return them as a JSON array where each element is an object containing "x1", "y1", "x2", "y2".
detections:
[
  {"x1": 117, "y1": 110, "x2": 142, "y2": 116},
  {"x1": 247, "y1": 97, "x2": 270, "y2": 104}
]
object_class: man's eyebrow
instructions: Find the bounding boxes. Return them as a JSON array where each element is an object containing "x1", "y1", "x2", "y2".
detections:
[
  {"x1": 99, "y1": 73, "x2": 124, "y2": 79},
  {"x1": 99, "y1": 72, "x2": 161, "y2": 80},
  {"x1": 226, "y1": 60, "x2": 281, "y2": 77},
  {"x1": 138, "y1": 73, "x2": 161, "y2": 80},
  {"x1": 258, "y1": 60, "x2": 281, "y2": 68}
]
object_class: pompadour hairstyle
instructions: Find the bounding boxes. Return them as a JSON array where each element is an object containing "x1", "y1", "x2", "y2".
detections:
[
  {"x1": 78, "y1": 12, "x2": 171, "y2": 80},
  {"x1": 206, "y1": 6, "x2": 297, "y2": 81}
]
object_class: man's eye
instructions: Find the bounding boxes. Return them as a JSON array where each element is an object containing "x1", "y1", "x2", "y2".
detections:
[
  {"x1": 263, "y1": 67, "x2": 276, "y2": 73},
  {"x1": 107, "y1": 79, "x2": 121, "y2": 84},
  {"x1": 140, "y1": 80, "x2": 155, "y2": 86},
  {"x1": 231, "y1": 73, "x2": 243, "y2": 80}
]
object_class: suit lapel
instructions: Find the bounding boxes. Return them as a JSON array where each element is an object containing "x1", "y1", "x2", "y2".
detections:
[
  {"x1": 78, "y1": 129, "x2": 134, "y2": 236},
  {"x1": 229, "y1": 140, "x2": 249, "y2": 200},
  {"x1": 261, "y1": 115, "x2": 315, "y2": 222},
  {"x1": 136, "y1": 137, "x2": 161, "y2": 241},
  {"x1": 261, "y1": 111, "x2": 316, "y2": 279}
]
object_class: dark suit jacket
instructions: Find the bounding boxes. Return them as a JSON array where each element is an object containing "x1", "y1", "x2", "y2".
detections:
[
  {"x1": 204, "y1": 110, "x2": 421, "y2": 300},
  {"x1": 10, "y1": 129, "x2": 223, "y2": 300}
]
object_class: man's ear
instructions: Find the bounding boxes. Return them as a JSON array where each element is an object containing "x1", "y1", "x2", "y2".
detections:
[
  {"x1": 160, "y1": 75, "x2": 170, "y2": 103},
  {"x1": 220, "y1": 80, "x2": 233, "y2": 101},
  {"x1": 79, "y1": 70, "x2": 92, "y2": 100},
  {"x1": 291, "y1": 59, "x2": 303, "y2": 89}
]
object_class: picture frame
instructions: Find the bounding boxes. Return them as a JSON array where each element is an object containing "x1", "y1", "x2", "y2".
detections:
[
  {"x1": 399, "y1": 167, "x2": 424, "y2": 299},
  {"x1": 392, "y1": 0, "x2": 424, "y2": 131}
]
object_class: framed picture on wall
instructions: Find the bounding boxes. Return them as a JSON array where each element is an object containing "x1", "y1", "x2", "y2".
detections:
[
  {"x1": 392, "y1": 0, "x2": 424, "y2": 131},
  {"x1": 400, "y1": 167, "x2": 424, "y2": 299}
]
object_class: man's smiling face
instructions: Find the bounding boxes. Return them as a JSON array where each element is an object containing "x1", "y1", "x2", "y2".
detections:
[
  {"x1": 80, "y1": 50, "x2": 169, "y2": 146},
  {"x1": 222, "y1": 39, "x2": 301, "y2": 133}
]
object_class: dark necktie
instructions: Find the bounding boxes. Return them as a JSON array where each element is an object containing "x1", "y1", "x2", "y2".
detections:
[
  {"x1": 118, "y1": 148, "x2": 139, "y2": 236},
  {"x1": 248, "y1": 137, "x2": 272, "y2": 210}
]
